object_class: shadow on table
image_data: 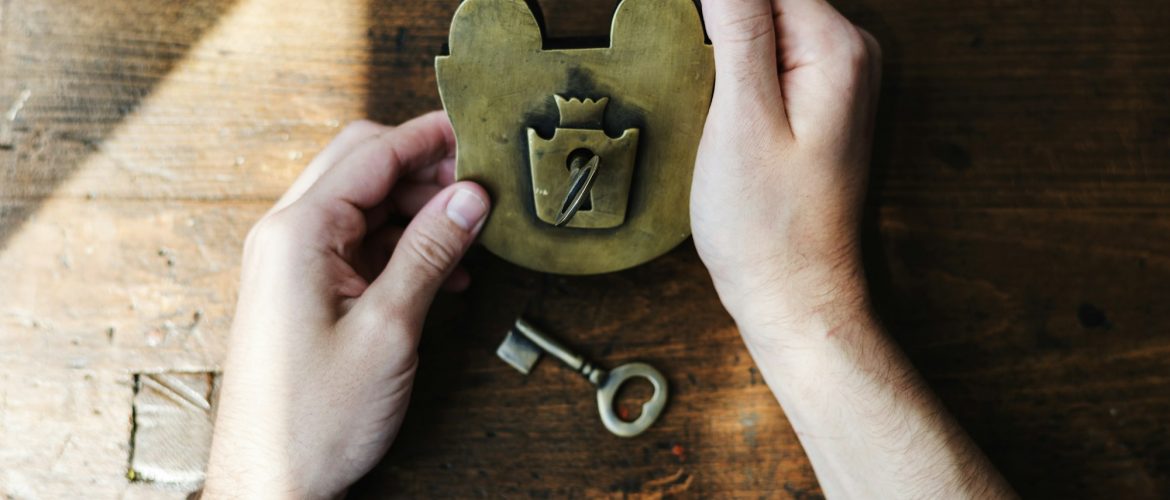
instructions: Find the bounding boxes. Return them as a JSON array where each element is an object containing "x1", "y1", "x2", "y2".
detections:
[{"x1": 0, "y1": 0, "x2": 239, "y2": 249}]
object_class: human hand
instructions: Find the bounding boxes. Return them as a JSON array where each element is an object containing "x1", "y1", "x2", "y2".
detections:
[
  {"x1": 690, "y1": 5, "x2": 1017, "y2": 497},
  {"x1": 204, "y1": 112, "x2": 490, "y2": 499},
  {"x1": 691, "y1": 0, "x2": 881, "y2": 338}
]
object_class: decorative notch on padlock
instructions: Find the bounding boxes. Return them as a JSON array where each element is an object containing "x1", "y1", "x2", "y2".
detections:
[{"x1": 527, "y1": 95, "x2": 640, "y2": 229}]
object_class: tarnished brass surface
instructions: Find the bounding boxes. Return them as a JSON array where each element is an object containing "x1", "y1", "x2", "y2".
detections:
[{"x1": 436, "y1": 0, "x2": 714, "y2": 275}]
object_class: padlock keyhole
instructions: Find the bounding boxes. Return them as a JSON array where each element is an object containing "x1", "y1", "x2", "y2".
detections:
[{"x1": 567, "y1": 148, "x2": 596, "y2": 212}]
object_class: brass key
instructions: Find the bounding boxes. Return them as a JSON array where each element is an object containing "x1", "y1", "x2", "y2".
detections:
[{"x1": 496, "y1": 318, "x2": 669, "y2": 438}]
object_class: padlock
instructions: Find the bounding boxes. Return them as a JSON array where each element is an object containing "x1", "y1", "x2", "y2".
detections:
[{"x1": 436, "y1": 0, "x2": 714, "y2": 275}]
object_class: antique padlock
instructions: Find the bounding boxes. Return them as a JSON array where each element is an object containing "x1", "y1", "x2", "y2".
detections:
[{"x1": 436, "y1": 0, "x2": 714, "y2": 275}]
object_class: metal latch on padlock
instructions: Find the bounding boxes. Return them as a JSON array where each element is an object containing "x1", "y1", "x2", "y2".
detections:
[{"x1": 528, "y1": 96, "x2": 639, "y2": 229}]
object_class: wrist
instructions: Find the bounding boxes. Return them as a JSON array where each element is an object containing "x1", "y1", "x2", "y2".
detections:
[
  {"x1": 204, "y1": 447, "x2": 301, "y2": 500},
  {"x1": 736, "y1": 294, "x2": 883, "y2": 376},
  {"x1": 204, "y1": 396, "x2": 335, "y2": 500},
  {"x1": 713, "y1": 256, "x2": 871, "y2": 346}
]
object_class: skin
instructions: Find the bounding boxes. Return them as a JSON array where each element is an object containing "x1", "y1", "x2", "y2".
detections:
[
  {"x1": 205, "y1": 0, "x2": 1016, "y2": 498},
  {"x1": 695, "y1": 0, "x2": 1015, "y2": 498},
  {"x1": 204, "y1": 113, "x2": 489, "y2": 498}
]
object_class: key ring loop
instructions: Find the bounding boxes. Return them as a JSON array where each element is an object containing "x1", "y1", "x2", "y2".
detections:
[{"x1": 596, "y1": 362, "x2": 669, "y2": 438}]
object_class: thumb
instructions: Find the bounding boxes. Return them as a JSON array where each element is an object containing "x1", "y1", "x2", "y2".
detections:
[
  {"x1": 701, "y1": 0, "x2": 785, "y2": 113},
  {"x1": 360, "y1": 182, "x2": 490, "y2": 328}
]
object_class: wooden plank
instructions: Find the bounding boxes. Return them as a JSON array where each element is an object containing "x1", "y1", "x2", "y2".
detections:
[
  {"x1": 0, "y1": 0, "x2": 385, "y2": 210},
  {"x1": 843, "y1": 0, "x2": 1170, "y2": 209},
  {"x1": 0, "y1": 198, "x2": 261, "y2": 497},
  {"x1": 871, "y1": 207, "x2": 1170, "y2": 498}
]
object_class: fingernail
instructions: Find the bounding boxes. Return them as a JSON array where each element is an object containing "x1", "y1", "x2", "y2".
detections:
[{"x1": 446, "y1": 188, "x2": 487, "y2": 231}]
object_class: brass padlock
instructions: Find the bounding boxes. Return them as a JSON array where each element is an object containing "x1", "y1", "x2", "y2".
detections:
[{"x1": 436, "y1": 0, "x2": 714, "y2": 275}]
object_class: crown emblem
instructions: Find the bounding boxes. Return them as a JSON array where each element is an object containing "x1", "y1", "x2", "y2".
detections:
[{"x1": 555, "y1": 96, "x2": 609, "y2": 129}]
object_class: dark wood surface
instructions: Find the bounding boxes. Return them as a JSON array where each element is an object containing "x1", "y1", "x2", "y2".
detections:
[{"x1": 1, "y1": 0, "x2": 1167, "y2": 498}]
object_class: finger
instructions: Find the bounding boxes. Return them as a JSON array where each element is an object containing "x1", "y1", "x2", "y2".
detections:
[
  {"x1": 442, "y1": 266, "x2": 472, "y2": 293},
  {"x1": 702, "y1": 0, "x2": 785, "y2": 123},
  {"x1": 300, "y1": 111, "x2": 455, "y2": 212},
  {"x1": 858, "y1": 28, "x2": 884, "y2": 97},
  {"x1": 363, "y1": 159, "x2": 456, "y2": 231},
  {"x1": 390, "y1": 182, "x2": 445, "y2": 217},
  {"x1": 357, "y1": 225, "x2": 406, "y2": 281},
  {"x1": 405, "y1": 154, "x2": 457, "y2": 185},
  {"x1": 358, "y1": 226, "x2": 470, "y2": 292},
  {"x1": 775, "y1": 0, "x2": 861, "y2": 70},
  {"x1": 773, "y1": 1, "x2": 875, "y2": 138},
  {"x1": 355, "y1": 182, "x2": 490, "y2": 329},
  {"x1": 436, "y1": 157, "x2": 457, "y2": 186},
  {"x1": 359, "y1": 182, "x2": 445, "y2": 236},
  {"x1": 270, "y1": 120, "x2": 389, "y2": 215}
]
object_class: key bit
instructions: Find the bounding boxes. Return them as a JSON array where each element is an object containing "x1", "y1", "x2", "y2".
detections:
[
  {"x1": 496, "y1": 329, "x2": 542, "y2": 375},
  {"x1": 554, "y1": 154, "x2": 601, "y2": 227}
]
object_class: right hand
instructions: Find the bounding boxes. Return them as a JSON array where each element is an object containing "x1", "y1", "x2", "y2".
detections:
[{"x1": 691, "y1": 0, "x2": 882, "y2": 339}]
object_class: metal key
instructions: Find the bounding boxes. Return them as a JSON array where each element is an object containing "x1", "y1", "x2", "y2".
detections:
[
  {"x1": 496, "y1": 318, "x2": 668, "y2": 438},
  {"x1": 554, "y1": 154, "x2": 601, "y2": 227}
]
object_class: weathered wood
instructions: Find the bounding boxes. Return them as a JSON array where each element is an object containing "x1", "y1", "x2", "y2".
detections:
[{"x1": 1, "y1": 0, "x2": 1168, "y2": 498}]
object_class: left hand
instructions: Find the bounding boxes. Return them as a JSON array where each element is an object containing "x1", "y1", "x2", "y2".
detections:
[
  {"x1": 691, "y1": 0, "x2": 881, "y2": 339},
  {"x1": 204, "y1": 112, "x2": 490, "y2": 499}
]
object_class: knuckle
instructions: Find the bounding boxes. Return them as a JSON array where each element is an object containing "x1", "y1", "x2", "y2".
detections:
[
  {"x1": 244, "y1": 212, "x2": 295, "y2": 252},
  {"x1": 811, "y1": 19, "x2": 870, "y2": 65},
  {"x1": 358, "y1": 304, "x2": 417, "y2": 340},
  {"x1": 843, "y1": 29, "x2": 870, "y2": 66},
  {"x1": 857, "y1": 28, "x2": 883, "y2": 63},
  {"x1": 404, "y1": 228, "x2": 460, "y2": 279},
  {"x1": 831, "y1": 27, "x2": 876, "y2": 82},
  {"x1": 319, "y1": 201, "x2": 367, "y2": 241},
  {"x1": 716, "y1": 9, "x2": 775, "y2": 46},
  {"x1": 341, "y1": 119, "x2": 387, "y2": 138}
]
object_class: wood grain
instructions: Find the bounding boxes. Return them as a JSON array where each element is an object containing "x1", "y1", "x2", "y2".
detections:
[{"x1": 0, "y1": 0, "x2": 1168, "y2": 498}]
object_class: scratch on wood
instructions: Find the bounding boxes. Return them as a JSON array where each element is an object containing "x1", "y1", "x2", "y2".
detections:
[
  {"x1": 191, "y1": 232, "x2": 216, "y2": 269},
  {"x1": 4, "y1": 89, "x2": 28, "y2": 122},
  {"x1": 118, "y1": 159, "x2": 179, "y2": 180},
  {"x1": 643, "y1": 468, "x2": 693, "y2": 494},
  {"x1": 0, "y1": 89, "x2": 32, "y2": 148},
  {"x1": 142, "y1": 373, "x2": 211, "y2": 412},
  {"x1": 739, "y1": 412, "x2": 759, "y2": 448},
  {"x1": 644, "y1": 468, "x2": 686, "y2": 487},
  {"x1": 54, "y1": 130, "x2": 101, "y2": 151},
  {"x1": 50, "y1": 433, "x2": 74, "y2": 470}
]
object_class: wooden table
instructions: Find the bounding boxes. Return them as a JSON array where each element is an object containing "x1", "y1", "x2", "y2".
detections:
[{"x1": 1, "y1": 0, "x2": 1167, "y2": 497}]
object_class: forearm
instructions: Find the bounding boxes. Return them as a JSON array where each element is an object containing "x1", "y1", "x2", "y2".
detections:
[{"x1": 736, "y1": 298, "x2": 1015, "y2": 499}]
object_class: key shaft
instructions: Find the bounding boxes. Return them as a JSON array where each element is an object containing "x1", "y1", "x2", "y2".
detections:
[{"x1": 513, "y1": 319, "x2": 606, "y2": 386}]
